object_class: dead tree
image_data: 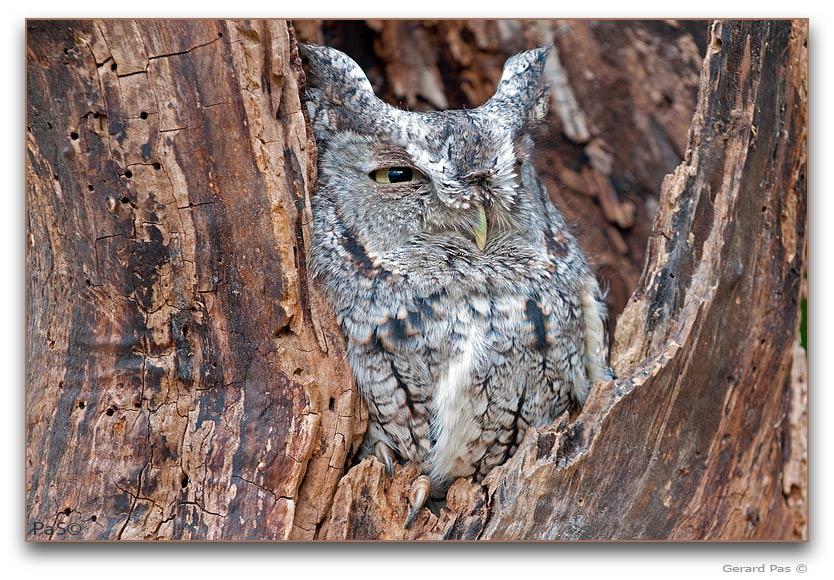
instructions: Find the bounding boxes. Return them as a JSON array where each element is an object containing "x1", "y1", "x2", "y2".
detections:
[{"x1": 26, "y1": 19, "x2": 806, "y2": 541}]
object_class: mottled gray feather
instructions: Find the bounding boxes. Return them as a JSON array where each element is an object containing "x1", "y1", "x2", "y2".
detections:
[{"x1": 302, "y1": 43, "x2": 612, "y2": 495}]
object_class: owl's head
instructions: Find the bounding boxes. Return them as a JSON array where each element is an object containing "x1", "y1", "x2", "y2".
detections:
[{"x1": 301, "y1": 43, "x2": 551, "y2": 257}]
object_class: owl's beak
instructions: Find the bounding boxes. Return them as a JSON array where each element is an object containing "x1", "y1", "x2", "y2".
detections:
[{"x1": 473, "y1": 205, "x2": 488, "y2": 251}]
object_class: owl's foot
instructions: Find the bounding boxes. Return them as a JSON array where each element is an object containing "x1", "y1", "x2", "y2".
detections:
[
  {"x1": 374, "y1": 441, "x2": 396, "y2": 478},
  {"x1": 404, "y1": 475, "x2": 431, "y2": 529}
]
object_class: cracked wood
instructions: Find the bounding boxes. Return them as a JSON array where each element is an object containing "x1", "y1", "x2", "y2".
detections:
[{"x1": 26, "y1": 19, "x2": 359, "y2": 541}]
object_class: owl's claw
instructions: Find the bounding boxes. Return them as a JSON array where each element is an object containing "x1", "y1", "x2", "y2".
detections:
[
  {"x1": 404, "y1": 475, "x2": 431, "y2": 529},
  {"x1": 374, "y1": 441, "x2": 396, "y2": 478}
]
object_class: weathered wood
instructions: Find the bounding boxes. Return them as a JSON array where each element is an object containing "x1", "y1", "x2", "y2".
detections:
[
  {"x1": 26, "y1": 19, "x2": 360, "y2": 540},
  {"x1": 26, "y1": 19, "x2": 807, "y2": 541}
]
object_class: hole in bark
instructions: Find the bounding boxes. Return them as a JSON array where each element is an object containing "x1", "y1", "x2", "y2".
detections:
[
  {"x1": 669, "y1": 273, "x2": 675, "y2": 279},
  {"x1": 328, "y1": 398, "x2": 335, "y2": 411},
  {"x1": 182, "y1": 324, "x2": 189, "y2": 337},
  {"x1": 85, "y1": 279, "x2": 91, "y2": 287},
  {"x1": 106, "y1": 407, "x2": 115, "y2": 416},
  {"x1": 90, "y1": 515, "x2": 97, "y2": 522},
  {"x1": 70, "y1": 131, "x2": 79, "y2": 140},
  {"x1": 140, "y1": 111, "x2": 148, "y2": 120},
  {"x1": 124, "y1": 170, "x2": 133, "y2": 179},
  {"x1": 78, "y1": 401, "x2": 86, "y2": 410},
  {"x1": 181, "y1": 475, "x2": 189, "y2": 488},
  {"x1": 120, "y1": 197, "x2": 131, "y2": 204},
  {"x1": 153, "y1": 162, "x2": 161, "y2": 170},
  {"x1": 218, "y1": 32, "x2": 223, "y2": 38},
  {"x1": 87, "y1": 184, "x2": 94, "y2": 192},
  {"x1": 58, "y1": 381, "x2": 63, "y2": 388},
  {"x1": 93, "y1": 112, "x2": 100, "y2": 119},
  {"x1": 577, "y1": 497, "x2": 585, "y2": 506},
  {"x1": 63, "y1": 508, "x2": 72, "y2": 516},
  {"x1": 111, "y1": 62, "x2": 118, "y2": 71},
  {"x1": 274, "y1": 314, "x2": 295, "y2": 338}
]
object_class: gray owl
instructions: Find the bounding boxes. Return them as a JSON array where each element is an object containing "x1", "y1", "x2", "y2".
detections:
[{"x1": 301, "y1": 43, "x2": 612, "y2": 527}]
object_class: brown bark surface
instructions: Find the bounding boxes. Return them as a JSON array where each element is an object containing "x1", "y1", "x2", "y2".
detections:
[
  {"x1": 26, "y1": 19, "x2": 361, "y2": 540},
  {"x1": 26, "y1": 19, "x2": 807, "y2": 541}
]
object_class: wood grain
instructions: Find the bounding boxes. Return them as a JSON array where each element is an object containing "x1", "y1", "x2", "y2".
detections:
[{"x1": 26, "y1": 19, "x2": 359, "y2": 540}]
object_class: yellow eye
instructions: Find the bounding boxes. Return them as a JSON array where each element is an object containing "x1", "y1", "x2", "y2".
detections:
[{"x1": 370, "y1": 167, "x2": 421, "y2": 184}]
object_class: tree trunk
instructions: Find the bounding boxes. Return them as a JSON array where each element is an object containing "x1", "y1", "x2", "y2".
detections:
[
  {"x1": 26, "y1": 19, "x2": 807, "y2": 541},
  {"x1": 26, "y1": 19, "x2": 361, "y2": 541}
]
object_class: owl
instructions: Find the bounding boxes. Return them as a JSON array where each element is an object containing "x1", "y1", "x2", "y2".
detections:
[{"x1": 301, "y1": 43, "x2": 612, "y2": 527}]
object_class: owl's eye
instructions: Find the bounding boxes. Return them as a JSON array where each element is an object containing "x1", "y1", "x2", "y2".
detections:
[{"x1": 370, "y1": 167, "x2": 422, "y2": 184}]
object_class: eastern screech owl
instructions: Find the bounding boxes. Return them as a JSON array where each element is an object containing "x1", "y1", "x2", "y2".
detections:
[{"x1": 302, "y1": 43, "x2": 612, "y2": 527}]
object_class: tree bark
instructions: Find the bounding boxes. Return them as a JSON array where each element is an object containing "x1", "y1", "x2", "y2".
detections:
[
  {"x1": 26, "y1": 19, "x2": 807, "y2": 541},
  {"x1": 26, "y1": 19, "x2": 361, "y2": 540}
]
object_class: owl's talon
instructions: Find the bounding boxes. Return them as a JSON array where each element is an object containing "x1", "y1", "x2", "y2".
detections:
[
  {"x1": 404, "y1": 475, "x2": 431, "y2": 529},
  {"x1": 374, "y1": 441, "x2": 396, "y2": 478}
]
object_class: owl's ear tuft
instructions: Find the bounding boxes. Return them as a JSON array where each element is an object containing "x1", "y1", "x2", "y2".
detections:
[
  {"x1": 299, "y1": 44, "x2": 383, "y2": 139},
  {"x1": 485, "y1": 45, "x2": 552, "y2": 129},
  {"x1": 299, "y1": 44, "x2": 375, "y2": 95}
]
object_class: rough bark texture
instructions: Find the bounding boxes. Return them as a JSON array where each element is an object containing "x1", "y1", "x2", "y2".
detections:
[
  {"x1": 26, "y1": 19, "x2": 361, "y2": 541},
  {"x1": 26, "y1": 19, "x2": 807, "y2": 541}
]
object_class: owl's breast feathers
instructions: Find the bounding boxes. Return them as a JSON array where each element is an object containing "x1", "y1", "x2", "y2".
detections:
[
  {"x1": 325, "y1": 227, "x2": 600, "y2": 483},
  {"x1": 311, "y1": 201, "x2": 612, "y2": 497}
]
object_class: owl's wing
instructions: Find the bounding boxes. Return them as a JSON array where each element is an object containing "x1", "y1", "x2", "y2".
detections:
[
  {"x1": 536, "y1": 179, "x2": 614, "y2": 402},
  {"x1": 345, "y1": 299, "x2": 437, "y2": 463}
]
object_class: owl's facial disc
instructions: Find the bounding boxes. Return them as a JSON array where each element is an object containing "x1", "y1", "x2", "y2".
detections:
[{"x1": 364, "y1": 153, "x2": 487, "y2": 252}]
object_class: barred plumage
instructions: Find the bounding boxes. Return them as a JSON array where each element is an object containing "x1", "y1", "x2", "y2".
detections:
[{"x1": 301, "y1": 44, "x2": 612, "y2": 524}]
